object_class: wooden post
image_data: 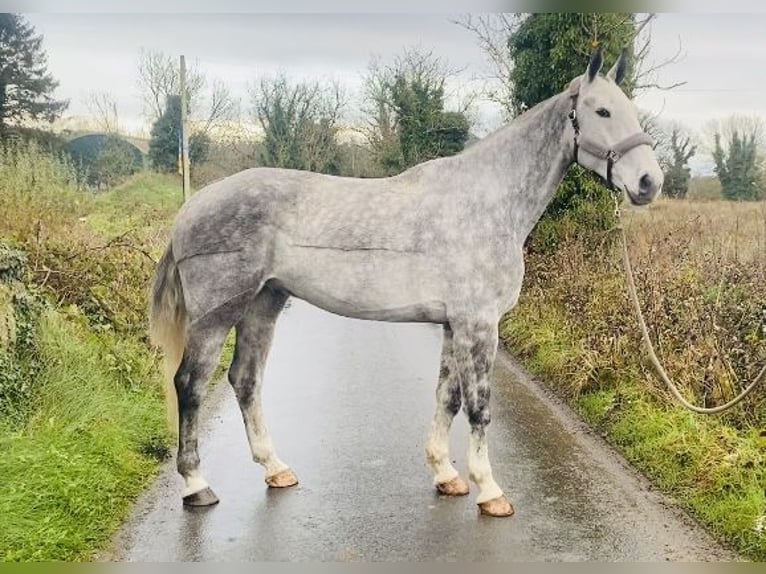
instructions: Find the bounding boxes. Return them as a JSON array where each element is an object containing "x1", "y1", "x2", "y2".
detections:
[{"x1": 180, "y1": 55, "x2": 191, "y2": 202}]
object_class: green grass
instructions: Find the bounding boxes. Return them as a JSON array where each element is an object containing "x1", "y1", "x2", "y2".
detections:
[
  {"x1": 499, "y1": 302, "x2": 591, "y2": 397},
  {"x1": 97, "y1": 171, "x2": 182, "y2": 211},
  {"x1": 0, "y1": 310, "x2": 169, "y2": 561},
  {"x1": 0, "y1": 151, "x2": 179, "y2": 561},
  {"x1": 86, "y1": 172, "x2": 183, "y2": 239},
  {"x1": 501, "y1": 304, "x2": 766, "y2": 561},
  {"x1": 601, "y1": 391, "x2": 766, "y2": 559}
]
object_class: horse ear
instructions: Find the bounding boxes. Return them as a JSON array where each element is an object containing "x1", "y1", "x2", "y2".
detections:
[
  {"x1": 607, "y1": 48, "x2": 629, "y2": 86},
  {"x1": 586, "y1": 45, "x2": 603, "y2": 83}
]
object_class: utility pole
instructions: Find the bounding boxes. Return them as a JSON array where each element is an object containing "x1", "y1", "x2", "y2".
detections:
[{"x1": 180, "y1": 55, "x2": 191, "y2": 202}]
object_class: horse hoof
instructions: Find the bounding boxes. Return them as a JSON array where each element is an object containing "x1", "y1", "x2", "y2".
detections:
[
  {"x1": 265, "y1": 468, "x2": 299, "y2": 488},
  {"x1": 436, "y1": 476, "x2": 470, "y2": 496},
  {"x1": 478, "y1": 495, "x2": 515, "y2": 517},
  {"x1": 182, "y1": 486, "x2": 220, "y2": 507}
]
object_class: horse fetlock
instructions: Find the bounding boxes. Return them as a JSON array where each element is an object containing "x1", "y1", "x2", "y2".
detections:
[
  {"x1": 425, "y1": 438, "x2": 459, "y2": 485},
  {"x1": 424, "y1": 438, "x2": 447, "y2": 465},
  {"x1": 468, "y1": 468, "x2": 487, "y2": 485},
  {"x1": 176, "y1": 450, "x2": 200, "y2": 476}
]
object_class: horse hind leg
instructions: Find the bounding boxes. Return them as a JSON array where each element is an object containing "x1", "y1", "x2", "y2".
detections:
[
  {"x1": 425, "y1": 325, "x2": 469, "y2": 496},
  {"x1": 174, "y1": 317, "x2": 231, "y2": 507},
  {"x1": 228, "y1": 286, "x2": 298, "y2": 489}
]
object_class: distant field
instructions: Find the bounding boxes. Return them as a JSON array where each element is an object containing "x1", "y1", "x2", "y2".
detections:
[{"x1": 687, "y1": 175, "x2": 723, "y2": 201}]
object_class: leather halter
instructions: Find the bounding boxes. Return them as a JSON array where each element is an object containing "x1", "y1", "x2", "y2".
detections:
[{"x1": 567, "y1": 78, "x2": 655, "y2": 190}]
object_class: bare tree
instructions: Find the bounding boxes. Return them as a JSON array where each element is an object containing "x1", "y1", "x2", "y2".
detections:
[
  {"x1": 136, "y1": 48, "x2": 235, "y2": 135},
  {"x1": 554, "y1": 13, "x2": 686, "y2": 92},
  {"x1": 451, "y1": 13, "x2": 517, "y2": 122},
  {"x1": 702, "y1": 114, "x2": 766, "y2": 155},
  {"x1": 362, "y1": 54, "x2": 397, "y2": 144},
  {"x1": 200, "y1": 78, "x2": 238, "y2": 134},
  {"x1": 84, "y1": 90, "x2": 119, "y2": 133},
  {"x1": 630, "y1": 13, "x2": 687, "y2": 92},
  {"x1": 454, "y1": 13, "x2": 685, "y2": 121},
  {"x1": 137, "y1": 49, "x2": 204, "y2": 121},
  {"x1": 250, "y1": 73, "x2": 345, "y2": 174}
]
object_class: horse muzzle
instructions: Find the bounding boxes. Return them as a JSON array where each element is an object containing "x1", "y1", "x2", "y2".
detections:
[{"x1": 626, "y1": 171, "x2": 662, "y2": 206}]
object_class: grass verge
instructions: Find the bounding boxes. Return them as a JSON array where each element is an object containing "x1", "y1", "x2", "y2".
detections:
[
  {"x1": 501, "y1": 286, "x2": 766, "y2": 560},
  {"x1": 0, "y1": 309, "x2": 169, "y2": 561},
  {"x1": 1, "y1": 146, "x2": 175, "y2": 561}
]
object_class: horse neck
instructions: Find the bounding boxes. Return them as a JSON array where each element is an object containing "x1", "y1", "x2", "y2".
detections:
[{"x1": 463, "y1": 91, "x2": 574, "y2": 242}]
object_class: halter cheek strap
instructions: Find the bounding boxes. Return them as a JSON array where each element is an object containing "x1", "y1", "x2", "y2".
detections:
[{"x1": 567, "y1": 78, "x2": 655, "y2": 190}]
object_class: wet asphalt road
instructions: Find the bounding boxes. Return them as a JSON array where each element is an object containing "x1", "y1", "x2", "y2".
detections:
[{"x1": 109, "y1": 299, "x2": 736, "y2": 561}]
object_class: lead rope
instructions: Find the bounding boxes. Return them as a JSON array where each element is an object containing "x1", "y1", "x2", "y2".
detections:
[{"x1": 614, "y1": 198, "x2": 766, "y2": 414}]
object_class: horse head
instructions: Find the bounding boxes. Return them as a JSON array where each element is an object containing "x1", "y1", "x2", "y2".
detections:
[{"x1": 568, "y1": 47, "x2": 663, "y2": 205}]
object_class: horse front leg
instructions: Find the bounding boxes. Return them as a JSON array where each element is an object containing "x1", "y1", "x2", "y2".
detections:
[
  {"x1": 425, "y1": 325, "x2": 470, "y2": 496},
  {"x1": 451, "y1": 316, "x2": 514, "y2": 517}
]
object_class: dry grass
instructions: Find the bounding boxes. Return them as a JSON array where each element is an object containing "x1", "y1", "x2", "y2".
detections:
[
  {"x1": 0, "y1": 144, "x2": 180, "y2": 337},
  {"x1": 501, "y1": 196, "x2": 766, "y2": 558},
  {"x1": 622, "y1": 198, "x2": 766, "y2": 424},
  {"x1": 625, "y1": 198, "x2": 766, "y2": 264},
  {"x1": 506, "y1": 197, "x2": 766, "y2": 425}
]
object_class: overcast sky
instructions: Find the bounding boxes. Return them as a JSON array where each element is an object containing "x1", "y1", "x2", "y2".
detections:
[{"x1": 24, "y1": 12, "x2": 766, "y2": 173}]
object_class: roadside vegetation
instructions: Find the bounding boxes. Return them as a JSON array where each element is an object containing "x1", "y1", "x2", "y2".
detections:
[
  {"x1": 0, "y1": 143, "x2": 174, "y2": 560},
  {"x1": 500, "y1": 198, "x2": 766, "y2": 559}
]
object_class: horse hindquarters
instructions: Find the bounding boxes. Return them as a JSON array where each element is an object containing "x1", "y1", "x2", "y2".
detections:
[{"x1": 149, "y1": 243, "x2": 251, "y2": 505}]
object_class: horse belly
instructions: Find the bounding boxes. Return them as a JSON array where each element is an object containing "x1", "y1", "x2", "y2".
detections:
[{"x1": 273, "y1": 246, "x2": 447, "y2": 323}]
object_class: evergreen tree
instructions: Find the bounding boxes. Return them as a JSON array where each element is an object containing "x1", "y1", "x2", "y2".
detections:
[
  {"x1": 662, "y1": 129, "x2": 696, "y2": 199},
  {"x1": 0, "y1": 14, "x2": 67, "y2": 135},
  {"x1": 363, "y1": 49, "x2": 470, "y2": 176},
  {"x1": 389, "y1": 73, "x2": 469, "y2": 170},
  {"x1": 253, "y1": 75, "x2": 343, "y2": 175},
  {"x1": 148, "y1": 95, "x2": 208, "y2": 173},
  {"x1": 713, "y1": 131, "x2": 762, "y2": 201}
]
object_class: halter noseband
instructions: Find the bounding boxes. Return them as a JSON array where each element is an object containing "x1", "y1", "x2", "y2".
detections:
[{"x1": 567, "y1": 78, "x2": 655, "y2": 190}]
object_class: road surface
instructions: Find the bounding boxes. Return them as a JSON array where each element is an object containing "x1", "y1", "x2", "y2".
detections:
[{"x1": 107, "y1": 300, "x2": 736, "y2": 561}]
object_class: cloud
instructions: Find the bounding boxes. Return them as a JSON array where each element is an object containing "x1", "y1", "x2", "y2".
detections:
[{"x1": 26, "y1": 12, "x2": 766, "y2": 151}]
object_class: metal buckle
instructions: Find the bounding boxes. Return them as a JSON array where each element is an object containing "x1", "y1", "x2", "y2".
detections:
[
  {"x1": 568, "y1": 109, "x2": 577, "y2": 121},
  {"x1": 612, "y1": 190, "x2": 622, "y2": 218},
  {"x1": 606, "y1": 150, "x2": 620, "y2": 162}
]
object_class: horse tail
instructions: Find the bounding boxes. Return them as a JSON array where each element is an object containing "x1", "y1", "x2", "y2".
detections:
[{"x1": 149, "y1": 243, "x2": 186, "y2": 433}]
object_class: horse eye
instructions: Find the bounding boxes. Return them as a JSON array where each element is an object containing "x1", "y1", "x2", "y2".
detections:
[{"x1": 596, "y1": 108, "x2": 611, "y2": 118}]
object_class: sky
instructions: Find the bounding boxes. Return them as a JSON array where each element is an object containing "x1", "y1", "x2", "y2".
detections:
[{"x1": 24, "y1": 12, "x2": 766, "y2": 174}]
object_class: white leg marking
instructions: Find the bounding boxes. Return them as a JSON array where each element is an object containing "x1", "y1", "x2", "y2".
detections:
[
  {"x1": 242, "y1": 402, "x2": 289, "y2": 476},
  {"x1": 182, "y1": 470, "x2": 210, "y2": 497},
  {"x1": 425, "y1": 411, "x2": 459, "y2": 484},
  {"x1": 468, "y1": 433, "x2": 503, "y2": 504},
  {"x1": 426, "y1": 325, "x2": 461, "y2": 486}
]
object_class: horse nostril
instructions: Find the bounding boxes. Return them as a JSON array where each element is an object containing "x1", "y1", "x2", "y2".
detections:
[{"x1": 639, "y1": 174, "x2": 653, "y2": 194}]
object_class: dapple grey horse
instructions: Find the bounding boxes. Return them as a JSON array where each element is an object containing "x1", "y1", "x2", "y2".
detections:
[{"x1": 150, "y1": 49, "x2": 662, "y2": 517}]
